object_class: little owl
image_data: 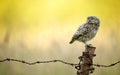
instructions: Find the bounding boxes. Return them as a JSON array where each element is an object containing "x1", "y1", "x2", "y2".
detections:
[{"x1": 69, "y1": 16, "x2": 100, "y2": 45}]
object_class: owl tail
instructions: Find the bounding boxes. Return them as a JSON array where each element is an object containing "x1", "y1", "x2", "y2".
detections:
[{"x1": 69, "y1": 39, "x2": 75, "y2": 44}]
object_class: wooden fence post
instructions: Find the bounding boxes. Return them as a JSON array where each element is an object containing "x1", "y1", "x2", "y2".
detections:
[{"x1": 75, "y1": 45, "x2": 96, "y2": 75}]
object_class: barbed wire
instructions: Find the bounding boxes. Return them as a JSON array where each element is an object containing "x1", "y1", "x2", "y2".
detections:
[
  {"x1": 0, "y1": 58, "x2": 120, "y2": 68},
  {"x1": 0, "y1": 58, "x2": 77, "y2": 66},
  {"x1": 93, "y1": 60, "x2": 120, "y2": 67}
]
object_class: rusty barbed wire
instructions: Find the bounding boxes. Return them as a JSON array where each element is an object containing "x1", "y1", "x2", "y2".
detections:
[
  {"x1": 93, "y1": 60, "x2": 120, "y2": 67},
  {"x1": 0, "y1": 58, "x2": 120, "y2": 68},
  {"x1": 0, "y1": 58, "x2": 77, "y2": 66}
]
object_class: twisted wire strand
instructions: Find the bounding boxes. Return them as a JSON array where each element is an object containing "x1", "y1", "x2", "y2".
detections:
[
  {"x1": 93, "y1": 61, "x2": 120, "y2": 67},
  {"x1": 0, "y1": 58, "x2": 77, "y2": 66},
  {"x1": 0, "y1": 58, "x2": 120, "y2": 68}
]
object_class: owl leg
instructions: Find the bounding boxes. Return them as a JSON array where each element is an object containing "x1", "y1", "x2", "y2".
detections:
[
  {"x1": 85, "y1": 42, "x2": 93, "y2": 47},
  {"x1": 85, "y1": 42, "x2": 89, "y2": 47},
  {"x1": 84, "y1": 42, "x2": 88, "y2": 45},
  {"x1": 88, "y1": 44, "x2": 93, "y2": 47},
  {"x1": 85, "y1": 44, "x2": 93, "y2": 48}
]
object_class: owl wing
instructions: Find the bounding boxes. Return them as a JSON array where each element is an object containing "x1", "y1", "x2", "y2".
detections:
[
  {"x1": 77, "y1": 24, "x2": 89, "y2": 35},
  {"x1": 69, "y1": 24, "x2": 89, "y2": 44},
  {"x1": 74, "y1": 24, "x2": 89, "y2": 37}
]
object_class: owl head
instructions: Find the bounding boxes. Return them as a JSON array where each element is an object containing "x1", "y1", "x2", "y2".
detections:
[{"x1": 87, "y1": 16, "x2": 100, "y2": 25}]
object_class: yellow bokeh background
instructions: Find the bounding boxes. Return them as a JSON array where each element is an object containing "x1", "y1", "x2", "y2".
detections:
[{"x1": 0, "y1": 0, "x2": 120, "y2": 75}]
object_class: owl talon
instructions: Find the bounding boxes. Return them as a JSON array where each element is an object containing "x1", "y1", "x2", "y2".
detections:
[{"x1": 85, "y1": 44, "x2": 93, "y2": 47}]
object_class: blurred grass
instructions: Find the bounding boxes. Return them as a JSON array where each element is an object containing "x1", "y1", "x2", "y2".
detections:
[{"x1": 0, "y1": 0, "x2": 120, "y2": 75}]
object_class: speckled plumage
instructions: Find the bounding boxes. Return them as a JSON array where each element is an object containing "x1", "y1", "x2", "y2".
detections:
[{"x1": 69, "y1": 16, "x2": 100, "y2": 44}]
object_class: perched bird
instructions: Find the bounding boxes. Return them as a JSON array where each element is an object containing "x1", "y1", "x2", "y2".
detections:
[{"x1": 69, "y1": 16, "x2": 100, "y2": 45}]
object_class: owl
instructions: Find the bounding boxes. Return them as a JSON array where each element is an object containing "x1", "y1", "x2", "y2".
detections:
[{"x1": 69, "y1": 16, "x2": 100, "y2": 45}]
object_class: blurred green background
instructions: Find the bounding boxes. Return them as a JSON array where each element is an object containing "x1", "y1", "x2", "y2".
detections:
[{"x1": 0, "y1": 0, "x2": 120, "y2": 75}]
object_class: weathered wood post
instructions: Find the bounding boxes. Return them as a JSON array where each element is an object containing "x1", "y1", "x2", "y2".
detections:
[{"x1": 75, "y1": 45, "x2": 96, "y2": 75}]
